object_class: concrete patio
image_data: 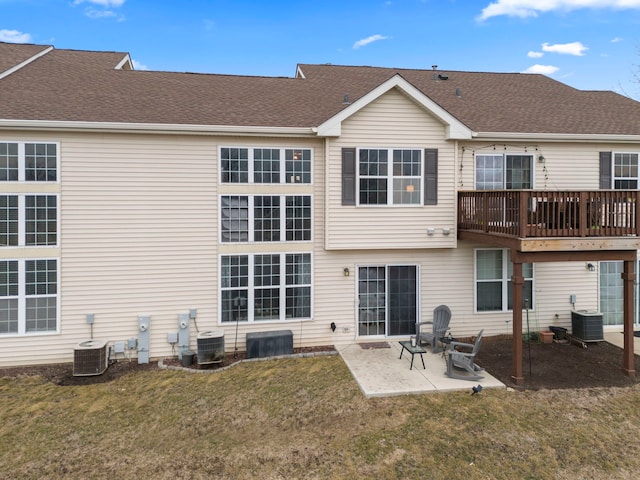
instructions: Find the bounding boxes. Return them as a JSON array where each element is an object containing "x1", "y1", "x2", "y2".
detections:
[
  {"x1": 337, "y1": 340, "x2": 505, "y2": 398},
  {"x1": 337, "y1": 333, "x2": 640, "y2": 398}
]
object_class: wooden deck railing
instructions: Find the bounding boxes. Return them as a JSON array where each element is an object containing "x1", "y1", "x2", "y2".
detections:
[{"x1": 458, "y1": 190, "x2": 640, "y2": 238}]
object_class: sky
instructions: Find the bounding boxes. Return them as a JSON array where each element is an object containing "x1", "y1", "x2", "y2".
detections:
[{"x1": 1, "y1": 0, "x2": 640, "y2": 98}]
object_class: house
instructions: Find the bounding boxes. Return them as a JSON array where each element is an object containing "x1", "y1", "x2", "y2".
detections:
[{"x1": 1, "y1": 41, "x2": 639, "y2": 384}]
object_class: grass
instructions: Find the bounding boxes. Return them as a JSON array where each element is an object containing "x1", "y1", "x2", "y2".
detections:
[{"x1": 2, "y1": 356, "x2": 640, "y2": 479}]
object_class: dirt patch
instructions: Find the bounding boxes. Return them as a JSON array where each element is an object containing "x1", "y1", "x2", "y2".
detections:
[
  {"x1": 476, "y1": 335, "x2": 640, "y2": 390},
  {"x1": 0, "y1": 346, "x2": 336, "y2": 386}
]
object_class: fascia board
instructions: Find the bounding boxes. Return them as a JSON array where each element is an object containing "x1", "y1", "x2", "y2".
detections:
[
  {"x1": 316, "y1": 74, "x2": 472, "y2": 139},
  {"x1": 115, "y1": 54, "x2": 133, "y2": 70},
  {"x1": 475, "y1": 132, "x2": 640, "y2": 143},
  {"x1": 0, "y1": 46, "x2": 54, "y2": 80},
  {"x1": 0, "y1": 119, "x2": 317, "y2": 137}
]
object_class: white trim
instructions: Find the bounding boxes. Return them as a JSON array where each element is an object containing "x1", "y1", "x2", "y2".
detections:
[
  {"x1": 0, "y1": 46, "x2": 53, "y2": 80},
  {"x1": 474, "y1": 132, "x2": 640, "y2": 143},
  {"x1": 114, "y1": 54, "x2": 133, "y2": 70},
  {"x1": 316, "y1": 75, "x2": 473, "y2": 139},
  {"x1": 0, "y1": 120, "x2": 317, "y2": 137}
]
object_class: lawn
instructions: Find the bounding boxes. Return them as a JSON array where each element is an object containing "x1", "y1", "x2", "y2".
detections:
[{"x1": 2, "y1": 355, "x2": 640, "y2": 479}]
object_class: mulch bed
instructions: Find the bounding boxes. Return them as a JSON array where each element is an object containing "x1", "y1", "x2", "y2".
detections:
[{"x1": 476, "y1": 335, "x2": 640, "y2": 390}]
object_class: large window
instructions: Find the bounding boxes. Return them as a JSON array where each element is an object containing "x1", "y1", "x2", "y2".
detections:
[
  {"x1": 358, "y1": 148, "x2": 422, "y2": 205},
  {"x1": 221, "y1": 195, "x2": 311, "y2": 243},
  {"x1": 221, "y1": 147, "x2": 312, "y2": 184},
  {"x1": 220, "y1": 253, "x2": 311, "y2": 322},
  {"x1": 0, "y1": 142, "x2": 59, "y2": 336},
  {"x1": 613, "y1": 153, "x2": 638, "y2": 189},
  {"x1": 475, "y1": 249, "x2": 533, "y2": 312},
  {"x1": 0, "y1": 259, "x2": 58, "y2": 334},
  {"x1": 475, "y1": 154, "x2": 532, "y2": 190},
  {"x1": 0, "y1": 142, "x2": 57, "y2": 183}
]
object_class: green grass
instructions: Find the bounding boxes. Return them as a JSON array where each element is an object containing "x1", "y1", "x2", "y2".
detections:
[{"x1": 2, "y1": 356, "x2": 640, "y2": 479}]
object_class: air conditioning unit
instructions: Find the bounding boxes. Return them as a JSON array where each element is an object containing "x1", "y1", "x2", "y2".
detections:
[
  {"x1": 571, "y1": 310, "x2": 604, "y2": 342},
  {"x1": 73, "y1": 339, "x2": 109, "y2": 376},
  {"x1": 197, "y1": 330, "x2": 225, "y2": 365}
]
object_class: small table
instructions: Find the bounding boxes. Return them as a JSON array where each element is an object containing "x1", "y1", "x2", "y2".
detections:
[
  {"x1": 439, "y1": 336, "x2": 458, "y2": 357},
  {"x1": 399, "y1": 341, "x2": 426, "y2": 370}
]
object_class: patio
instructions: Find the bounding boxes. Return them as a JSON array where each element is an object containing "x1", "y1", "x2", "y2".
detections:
[{"x1": 337, "y1": 340, "x2": 505, "y2": 398}]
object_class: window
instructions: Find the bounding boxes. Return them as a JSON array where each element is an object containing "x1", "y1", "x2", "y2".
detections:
[
  {"x1": 475, "y1": 154, "x2": 532, "y2": 190},
  {"x1": 285, "y1": 196, "x2": 311, "y2": 241},
  {"x1": 476, "y1": 249, "x2": 533, "y2": 312},
  {"x1": 0, "y1": 142, "x2": 58, "y2": 183},
  {"x1": 0, "y1": 259, "x2": 58, "y2": 334},
  {"x1": 0, "y1": 195, "x2": 58, "y2": 247},
  {"x1": 358, "y1": 148, "x2": 422, "y2": 205},
  {"x1": 220, "y1": 253, "x2": 311, "y2": 322},
  {"x1": 613, "y1": 153, "x2": 638, "y2": 189},
  {"x1": 0, "y1": 142, "x2": 59, "y2": 337},
  {"x1": 221, "y1": 147, "x2": 311, "y2": 184},
  {"x1": 221, "y1": 195, "x2": 312, "y2": 243}
]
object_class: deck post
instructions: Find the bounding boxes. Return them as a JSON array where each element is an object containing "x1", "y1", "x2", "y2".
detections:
[
  {"x1": 622, "y1": 260, "x2": 636, "y2": 378},
  {"x1": 510, "y1": 261, "x2": 524, "y2": 385}
]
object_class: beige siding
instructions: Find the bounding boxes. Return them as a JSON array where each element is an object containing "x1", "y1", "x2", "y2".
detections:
[
  {"x1": 458, "y1": 141, "x2": 640, "y2": 191},
  {"x1": 0, "y1": 131, "x2": 334, "y2": 367},
  {"x1": 326, "y1": 88, "x2": 458, "y2": 250}
]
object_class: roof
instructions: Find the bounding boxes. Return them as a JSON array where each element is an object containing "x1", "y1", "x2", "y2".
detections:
[{"x1": 1, "y1": 42, "x2": 640, "y2": 137}]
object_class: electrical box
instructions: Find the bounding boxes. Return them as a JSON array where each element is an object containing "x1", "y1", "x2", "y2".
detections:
[
  {"x1": 86, "y1": 313, "x2": 95, "y2": 324},
  {"x1": 167, "y1": 332, "x2": 178, "y2": 344}
]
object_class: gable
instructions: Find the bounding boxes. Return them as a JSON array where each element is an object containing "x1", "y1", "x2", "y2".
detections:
[{"x1": 315, "y1": 74, "x2": 472, "y2": 139}]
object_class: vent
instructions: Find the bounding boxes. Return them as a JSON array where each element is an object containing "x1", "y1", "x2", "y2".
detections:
[
  {"x1": 197, "y1": 330, "x2": 225, "y2": 365},
  {"x1": 73, "y1": 339, "x2": 109, "y2": 376}
]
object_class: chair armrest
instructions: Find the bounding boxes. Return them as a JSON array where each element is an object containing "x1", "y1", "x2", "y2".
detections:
[
  {"x1": 449, "y1": 340, "x2": 474, "y2": 351},
  {"x1": 416, "y1": 321, "x2": 433, "y2": 327}
]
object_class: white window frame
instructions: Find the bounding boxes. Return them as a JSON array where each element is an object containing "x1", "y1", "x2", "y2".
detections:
[
  {"x1": 0, "y1": 258, "x2": 60, "y2": 336},
  {"x1": 474, "y1": 249, "x2": 534, "y2": 313},
  {"x1": 219, "y1": 252, "x2": 313, "y2": 323},
  {"x1": 219, "y1": 146, "x2": 313, "y2": 185},
  {"x1": 0, "y1": 141, "x2": 60, "y2": 184},
  {"x1": 219, "y1": 194, "x2": 313, "y2": 243},
  {"x1": 612, "y1": 152, "x2": 639, "y2": 190},
  {"x1": 0, "y1": 194, "x2": 59, "y2": 247},
  {"x1": 475, "y1": 153, "x2": 534, "y2": 190},
  {"x1": 356, "y1": 147, "x2": 423, "y2": 206}
]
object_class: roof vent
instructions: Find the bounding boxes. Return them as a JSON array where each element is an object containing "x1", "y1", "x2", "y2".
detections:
[
  {"x1": 343, "y1": 94, "x2": 350, "y2": 105},
  {"x1": 438, "y1": 73, "x2": 449, "y2": 80},
  {"x1": 456, "y1": 87, "x2": 462, "y2": 98}
]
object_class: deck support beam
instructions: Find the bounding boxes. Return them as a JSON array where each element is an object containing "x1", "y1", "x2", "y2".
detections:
[
  {"x1": 622, "y1": 260, "x2": 636, "y2": 378},
  {"x1": 510, "y1": 262, "x2": 524, "y2": 385}
]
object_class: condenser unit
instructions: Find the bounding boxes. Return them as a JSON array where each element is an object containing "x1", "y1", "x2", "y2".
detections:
[
  {"x1": 73, "y1": 339, "x2": 109, "y2": 376},
  {"x1": 571, "y1": 310, "x2": 604, "y2": 343},
  {"x1": 197, "y1": 330, "x2": 225, "y2": 365}
]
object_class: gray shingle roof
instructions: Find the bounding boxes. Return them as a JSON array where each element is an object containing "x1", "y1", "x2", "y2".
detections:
[{"x1": 1, "y1": 42, "x2": 640, "y2": 136}]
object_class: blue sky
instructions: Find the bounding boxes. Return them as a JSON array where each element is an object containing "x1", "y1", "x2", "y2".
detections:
[{"x1": 2, "y1": 0, "x2": 640, "y2": 98}]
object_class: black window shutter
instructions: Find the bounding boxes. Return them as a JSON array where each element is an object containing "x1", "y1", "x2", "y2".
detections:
[
  {"x1": 599, "y1": 151, "x2": 612, "y2": 189},
  {"x1": 424, "y1": 148, "x2": 438, "y2": 205},
  {"x1": 342, "y1": 148, "x2": 356, "y2": 205}
]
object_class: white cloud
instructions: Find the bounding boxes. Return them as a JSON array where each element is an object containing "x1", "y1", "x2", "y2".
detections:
[
  {"x1": 85, "y1": 8, "x2": 117, "y2": 19},
  {"x1": 0, "y1": 29, "x2": 32, "y2": 43},
  {"x1": 522, "y1": 64, "x2": 560, "y2": 75},
  {"x1": 611, "y1": 37, "x2": 623, "y2": 43},
  {"x1": 528, "y1": 51, "x2": 544, "y2": 58},
  {"x1": 478, "y1": 0, "x2": 640, "y2": 21},
  {"x1": 353, "y1": 34, "x2": 389, "y2": 49},
  {"x1": 542, "y1": 41, "x2": 588, "y2": 56},
  {"x1": 132, "y1": 59, "x2": 148, "y2": 71},
  {"x1": 74, "y1": 0, "x2": 125, "y2": 6}
]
